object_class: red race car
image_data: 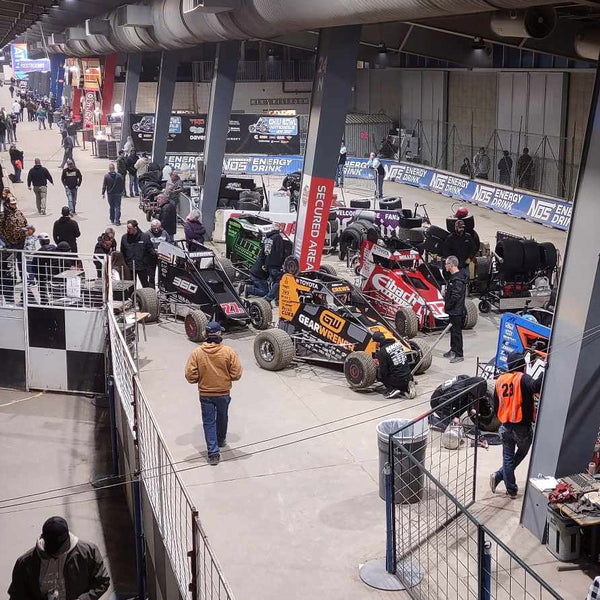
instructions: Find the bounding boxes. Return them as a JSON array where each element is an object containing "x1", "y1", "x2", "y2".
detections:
[{"x1": 355, "y1": 233, "x2": 478, "y2": 338}]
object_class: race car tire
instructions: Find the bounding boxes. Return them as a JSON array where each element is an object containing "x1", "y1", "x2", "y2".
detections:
[
  {"x1": 254, "y1": 328, "x2": 295, "y2": 371},
  {"x1": 495, "y1": 238, "x2": 524, "y2": 273},
  {"x1": 218, "y1": 257, "x2": 238, "y2": 283},
  {"x1": 463, "y1": 299, "x2": 479, "y2": 330},
  {"x1": 284, "y1": 256, "x2": 300, "y2": 275},
  {"x1": 399, "y1": 216, "x2": 423, "y2": 229},
  {"x1": 366, "y1": 226, "x2": 379, "y2": 243},
  {"x1": 145, "y1": 210, "x2": 153, "y2": 222},
  {"x1": 344, "y1": 351, "x2": 377, "y2": 390},
  {"x1": 350, "y1": 199, "x2": 371, "y2": 209},
  {"x1": 471, "y1": 380, "x2": 501, "y2": 432},
  {"x1": 238, "y1": 201, "x2": 261, "y2": 212},
  {"x1": 395, "y1": 306, "x2": 419, "y2": 339},
  {"x1": 184, "y1": 310, "x2": 208, "y2": 342},
  {"x1": 475, "y1": 256, "x2": 492, "y2": 281},
  {"x1": 478, "y1": 299, "x2": 492, "y2": 313},
  {"x1": 539, "y1": 242, "x2": 557, "y2": 271},
  {"x1": 379, "y1": 197, "x2": 402, "y2": 210},
  {"x1": 135, "y1": 288, "x2": 160, "y2": 322},
  {"x1": 426, "y1": 225, "x2": 450, "y2": 242},
  {"x1": 522, "y1": 239, "x2": 540, "y2": 273},
  {"x1": 319, "y1": 264, "x2": 337, "y2": 276},
  {"x1": 405, "y1": 227, "x2": 426, "y2": 245},
  {"x1": 339, "y1": 226, "x2": 363, "y2": 260},
  {"x1": 446, "y1": 215, "x2": 475, "y2": 233},
  {"x1": 248, "y1": 298, "x2": 272, "y2": 330},
  {"x1": 410, "y1": 339, "x2": 433, "y2": 374}
]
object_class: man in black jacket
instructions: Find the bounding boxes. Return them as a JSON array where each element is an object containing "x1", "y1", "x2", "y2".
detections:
[
  {"x1": 27, "y1": 158, "x2": 54, "y2": 215},
  {"x1": 115, "y1": 150, "x2": 128, "y2": 197},
  {"x1": 444, "y1": 255, "x2": 468, "y2": 364},
  {"x1": 59, "y1": 132, "x2": 73, "y2": 169},
  {"x1": 442, "y1": 220, "x2": 478, "y2": 270},
  {"x1": 101, "y1": 163, "x2": 125, "y2": 226},
  {"x1": 61, "y1": 158, "x2": 82, "y2": 215},
  {"x1": 125, "y1": 149, "x2": 139, "y2": 196},
  {"x1": 34, "y1": 232, "x2": 57, "y2": 304},
  {"x1": 263, "y1": 225, "x2": 286, "y2": 303},
  {"x1": 158, "y1": 194, "x2": 177, "y2": 239},
  {"x1": 52, "y1": 206, "x2": 81, "y2": 252},
  {"x1": 120, "y1": 219, "x2": 153, "y2": 287},
  {"x1": 372, "y1": 332, "x2": 416, "y2": 399},
  {"x1": 8, "y1": 516, "x2": 110, "y2": 600}
]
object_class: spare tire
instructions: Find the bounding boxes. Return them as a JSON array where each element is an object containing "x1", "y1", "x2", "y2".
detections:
[
  {"x1": 399, "y1": 216, "x2": 423, "y2": 229},
  {"x1": 426, "y1": 225, "x2": 450, "y2": 242},
  {"x1": 475, "y1": 256, "x2": 492, "y2": 282},
  {"x1": 539, "y1": 242, "x2": 557, "y2": 271},
  {"x1": 350, "y1": 199, "x2": 371, "y2": 209},
  {"x1": 353, "y1": 210, "x2": 377, "y2": 223},
  {"x1": 238, "y1": 201, "x2": 261, "y2": 211},
  {"x1": 379, "y1": 197, "x2": 402, "y2": 210},
  {"x1": 496, "y1": 238, "x2": 524, "y2": 273},
  {"x1": 522, "y1": 239, "x2": 540, "y2": 273},
  {"x1": 339, "y1": 227, "x2": 363, "y2": 260},
  {"x1": 405, "y1": 227, "x2": 426, "y2": 245},
  {"x1": 401, "y1": 209, "x2": 413, "y2": 219},
  {"x1": 446, "y1": 215, "x2": 475, "y2": 233}
]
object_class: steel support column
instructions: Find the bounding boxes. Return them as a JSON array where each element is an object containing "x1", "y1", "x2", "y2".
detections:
[
  {"x1": 151, "y1": 52, "x2": 179, "y2": 165},
  {"x1": 294, "y1": 25, "x2": 362, "y2": 270},
  {"x1": 201, "y1": 40, "x2": 240, "y2": 238},
  {"x1": 522, "y1": 62, "x2": 600, "y2": 538},
  {"x1": 121, "y1": 53, "x2": 142, "y2": 152}
]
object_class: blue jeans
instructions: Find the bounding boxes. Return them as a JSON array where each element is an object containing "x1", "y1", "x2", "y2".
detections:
[
  {"x1": 374, "y1": 171, "x2": 384, "y2": 198},
  {"x1": 200, "y1": 395, "x2": 231, "y2": 455},
  {"x1": 129, "y1": 173, "x2": 139, "y2": 196},
  {"x1": 246, "y1": 276, "x2": 269, "y2": 297},
  {"x1": 107, "y1": 194, "x2": 122, "y2": 224},
  {"x1": 335, "y1": 164, "x2": 345, "y2": 187},
  {"x1": 494, "y1": 423, "x2": 533, "y2": 494},
  {"x1": 65, "y1": 187, "x2": 77, "y2": 213},
  {"x1": 265, "y1": 267, "x2": 283, "y2": 302}
]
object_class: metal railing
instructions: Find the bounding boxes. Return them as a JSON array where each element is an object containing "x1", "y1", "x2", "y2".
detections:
[{"x1": 387, "y1": 394, "x2": 562, "y2": 600}]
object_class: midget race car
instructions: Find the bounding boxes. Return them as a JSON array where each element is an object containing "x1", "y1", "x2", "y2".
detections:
[
  {"x1": 356, "y1": 233, "x2": 478, "y2": 338},
  {"x1": 248, "y1": 117, "x2": 271, "y2": 134},
  {"x1": 253, "y1": 259, "x2": 432, "y2": 391},
  {"x1": 135, "y1": 241, "x2": 272, "y2": 341}
]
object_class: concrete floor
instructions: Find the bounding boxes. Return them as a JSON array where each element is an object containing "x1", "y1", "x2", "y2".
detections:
[{"x1": 0, "y1": 83, "x2": 590, "y2": 600}]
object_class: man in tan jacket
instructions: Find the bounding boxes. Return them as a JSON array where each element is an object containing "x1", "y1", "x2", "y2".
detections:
[{"x1": 185, "y1": 321, "x2": 242, "y2": 465}]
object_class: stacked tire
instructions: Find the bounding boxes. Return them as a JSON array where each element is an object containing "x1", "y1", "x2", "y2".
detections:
[
  {"x1": 423, "y1": 225, "x2": 449, "y2": 255},
  {"x1": 339, "y1": 214, "x2": 378, "y2": 260},
  {"x1": 495, "y1": 238, "x2": 557, "y2": 276}
]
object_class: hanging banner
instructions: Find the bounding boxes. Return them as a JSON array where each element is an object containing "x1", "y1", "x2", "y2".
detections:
[
  {"x1": 10, "y1": 44, "x2": 49, "y2": 79},
  {"x1": 82, "y1": 58, "x2": 102, "y2": 91},
  {"x1": 83, "y1": 91, "x2": 96, "y2": 130}
]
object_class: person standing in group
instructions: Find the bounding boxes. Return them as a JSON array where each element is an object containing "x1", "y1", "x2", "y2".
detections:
[
  {"x1": 498, "y1": 150, "x2": 513, "y2": 186},
  {"x1": 443, "y1": 255, "x2": 468, "y2": 364},
  {"x1": 335, "y1": 140, "x2": 347, "y2": 188},
  {"x1": 101, "y1": 163, "x2": 125, "y2": 226},
  {"x1": 9, "y1": 144, "x2": 23, "y2": 183},
  {"x1": 134, "y1": 152, "x2": 150, "y2": 178},
  {"x1": 0, "y1": 114, "x2": 7, "y2": 152},
  {"x1": 11, "y1": 99, "x2": 20, "y2": 122},
  {"x1": 6, "y1": 110, "x2": 16, "y2": 144},
  {"x1": 442, "y1": 220, "x2": 478, "y2": 272},
  {"x1": 125, "y1": 149, "x2": 139, "y2": 197},
  {"x1": 120, "y1": 219, "x2": 154, "y2": 287},
  {"x1": 490, "y1": 352, "x2": 543, "y2": 499},
  {"x1": 166, "y1": 169, "x2": 183, "y2": 207},
  {"x1": 367, "y1": 151, "x2": 385, "y2": 199},
  {"x1": 35, "y1": 104, "x2": 47, "y2": 130},
  {"x1": 517, "y1": 148, "x2": 534, "y2": 190},
  {"x1": 34, "y1": 232, "x2": 57, "y2": 304},
  {"x1": 0, "y1": 196, "x2": 27, "y2": 304},
  {"x1": 115, "y1": 150, "x2": 129, "y2": 197},
  {"x1": 52, "y1": 206, "x2": 81, "y2": 252},
  {"x1": 184, "y1": 209, "x2": 206, "y2": 250},
  {"x1": 27, "y1": 158, "x2": 54, "y2": 215},
  {"x1": 59, "y1": 130, "x2": 74, "y2": 169},
  {"x1": 262, "y1": 223, "x2": 285, "y2": 304},
  {"x1": 157, "y1": 193, "x2": 177, "y2": 239},
  {"x1": 8, "y1": 516, "x2": 110, "y2": 600},
  {"x1": 162, "y1": 161, "x2": 172, "y2": 182},
  {"x1": 185, "y1": 321, "x2": 243, "y2": 466},
  {"x1": 123, "y1": 135, "x2": 135, "y2": 153},
  {"x1": 147, "y1": 219, "x2": 169, "y2": 288},
  {"x1": 93, "y1": 232, "x2": 115, "y2": 278},
  {"x1": 47, "y1": 104, "x2": 54, "y2": 129},
  {"x1": 61, "y1": 158, "x2": 82, "y2": 215},
  {"x1": 459, "y1": 157, "x2": 473, "y2": 178},
  {"x1": 473, "y1": 147, "x2": 490, "y2": 180}
]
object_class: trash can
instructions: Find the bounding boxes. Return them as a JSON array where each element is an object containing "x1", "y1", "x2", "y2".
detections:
[{"x1": 377, "y1": 418, "x2": 429, "y2": 504}]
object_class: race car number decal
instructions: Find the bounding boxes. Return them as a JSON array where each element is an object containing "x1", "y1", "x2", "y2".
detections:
[
  {"x1": 173, "y1": 277, "x2": 198, "y2": 294},
  {"x1": 220, "y1": 302, "x2": 245, "y2": 316}
]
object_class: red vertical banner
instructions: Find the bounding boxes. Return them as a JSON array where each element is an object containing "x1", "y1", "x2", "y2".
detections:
[
  {"x1": 72, "y1": 87, "x2": 82, "y2": 120},
  {"x1": 101, "y1": 53, "x2": 118, "y2": 126},
  {"x1": 293, "y1": 175, "x2": 334, "y2": 271},
  {"x1": 83, "y1": 91, "x2": 96, "y2": 130}
]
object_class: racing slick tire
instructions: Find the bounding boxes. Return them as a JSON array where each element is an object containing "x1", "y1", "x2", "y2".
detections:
[
  {"x1": 218, "y1": 257, "x2": 238, "y2": 283},
  {"x1": 410, "y1": 339, "x2": 432, "y2": 374},
  {"x1": 248, "y1": 298, "x2": 272, "y2": 330},
  {"x1": 495, "y1": 238, "x2": 524, "y2": 274},
  {"x1": 339, "y1": 225, "x2": 363, "y2": 260},
  {"x1": 284, "y1": 255, "x2": 300, "y2": 275},
  {"x1": 395, "y1": 306, "x2": 419, "y2": 339},
  {"x1": 319, "y1": 264, "x2": 337, "y2": 276},
  {"x1": 463, "y1": 299, "x2": 479, "y2": 330},
  {"x1": 254, "y1": 328, "x2": 295, "y2": 371},
  {"x1": 475, "y1": 256, "x2": 492, "y2": 281},
  {"x1": 135, "y1": 288, "x2": 160, "y2": 322},
  {"x1": 470, "y1": 380, "x2": 501, "y2": 432},
  {"x1": 184, "y1": 310, "x2": 208, "y2": 342},
  {"x1": 478, "y1": 299, "x2": 492, "y2": 314},
  {"x1": 344, "y1": 351, "x2": 378, "y2": 390},
  {"x1": 539, "y1": 242, "x2": 557, "y2": 271},
  {"x1": 379, "y1": 197, "x2": 402, "y2": 210},
  {"x1": 350, "y1": 199, "x2": 371, "y2": 209},
  {"x1": 522, "y1": 239, "x2": 540, "y2": 273}
]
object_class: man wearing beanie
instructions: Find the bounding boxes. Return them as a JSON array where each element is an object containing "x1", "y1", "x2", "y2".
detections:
[
  {"x1": 185, "y1": 321, "x2": 243, "y2": 465},
  {"x1": 8, "y1": 516, "x2": 110, "y2": 599}
]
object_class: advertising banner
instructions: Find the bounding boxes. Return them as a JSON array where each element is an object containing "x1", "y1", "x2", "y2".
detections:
[
  {"x1": 19, "y1": 59, "x2": 51, "y2": 73},
  {"x1": 215, "y1": 209, "x2": 297, "y2": 242},
  {"x1": 82, "y1": 58, "x2": 102, "y2": 91},
  {"x1": 10, "y1": 44, "x2": 49, "y2": 79},
  {"x1": 131, "y1": 113, "x2": 300, "y2": 155},
  {"x1": 82, "y1": 91, "x2": 96, "y2": 130}
]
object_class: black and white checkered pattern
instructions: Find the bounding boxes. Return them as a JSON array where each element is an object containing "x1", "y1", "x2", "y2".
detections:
[{"x1": 587, "y1": 577, "x2": 600, "y2": 600}]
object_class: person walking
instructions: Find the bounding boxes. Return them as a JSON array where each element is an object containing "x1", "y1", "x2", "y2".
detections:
[
  {"x1": 8, "y1": 516, "x2": 110, "y2": 600},
  {"x1": 372, "y1": 331, "x2": 416, "y2": 399},
  {"x1": 8, "y1": 83, "x2": 14, "y2": 99},
  {"x1": 473, "y1": 147, "x2": 490, "y2": 180},
  {"x1": 115, "y1": 150, "x2": 129, "y2": 197},
  {"x1": 335, "y1": 140, "x2": 347, "y2": 188},
  {"x1": 183, "y1": 209, "x2": 206, "y2": 250},
  {"x1": 53, "y1": 206, "x2": 81, "y2": 252},
  {"x1": 157, "y1": 194, "x2": 177, "y2": 239},
  {"x1": 0, "y1": 196, "x2": 27, "y2": 304},
  {"x1": 59, "y1": 131, "x2": 74, "y2": 169},
  {"x1": 36, "y1": 104, "x2": 47, "y2": 130},
  {"x1": 47, "y1": 105, "x2": 54, "y2": 129},
  {"x1": 443, "y1": 255, "x2": 468, "y2": 364},
  {"x1": 490, "y1": 352, "x2": 543, "y2": 499},
  {"x1": 27, "y1": 158, "x2": 54, "y2": 215},
  {"x1": 101, "y1": 163, "x2": 125, "y2": 226},
  {"x1": 367, "y1": 151, "x2": 385, "y2": 199},
  {"x1": 185, "y1": 321, "x2": 243, "y2": 465},
  {"x1": 0, "y1": 114, "x2": 7, "y2": 152},
  {"x1": 517, "y1": 148, "x2": 534, "y2": 190},
  {"x1": 120, "y1": 219, "x2": 154, "y2": 287},
  {"x1": 61, "y1": 158, "x2": 82, "y2": 215},
  {"x1": 11, "y1": 99, "x2": 20, "y2": 123},
  {"x1": 498, "y1": 150, "x2": 513, "y2": 186},
  {"x1": 125, "y1": 149, "x2": 139, "y2": 197},
  {"x1": 9, "y1": 144, "x2": 23, "y2": 182}
]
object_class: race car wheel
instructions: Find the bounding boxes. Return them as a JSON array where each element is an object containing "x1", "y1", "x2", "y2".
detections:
[
  {"x1": 319, "y1": 264, "x2": 337, "y2": 276},
  {"x1": 395, "y1": 307, "x2": 419, "y2": 339},
  {"x1": 184, "y1": 310, "x2": 208, "y2": 342},
  {"x1": 410, "y1": 339, "x2": 432, "y2": 374},
  {"x1": 284, "y1": 256, "x2": 300, "y2": 275},
  {"x1": 522, "y1": 239, "x2": 540, "y2": 273},
  {"x1": 463, "y1": 299, "x2": 479, "y2": 330},
  {"x1": 470, "y1": 380, "x2": 501, "y2": 432},
  {"x1": 475, "y1": 256, "x2": 492, "y2": 281},
  {"x1": 344, "y1": 351, "x2": 377, "y2": 390},
  {"x1": 254, "y1": 328, "x2": 295, "y2": 371},
  {"x1": 218, "y1": 257, "x2": 238, "y2": 283},
  {"x1": 478, "y1": 300, "x2": 492, "y2": 314},
  {"x1": 135, "y1": 288, "x2": 160, "y2": 322},
  {"x1": 248, "y1": 298, "x2": 272, "y2": 330},
  {"x1": 350, "y1": 199, "x2": 371, "y2": 209}
]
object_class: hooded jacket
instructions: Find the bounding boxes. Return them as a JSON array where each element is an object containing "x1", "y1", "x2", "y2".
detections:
[
  {"x1": 444, "y1": 269, "x2": 469, "y2": 317},
  {"x1": 52, "y1": 216, "x2": 80, "y2": 252},
  {"x1": 375, "y1": 338, "x2": 412, "y2": 389},
  {"x1": 442, "y1": 232, "x2": 478, "y2": 268},
  {"x1": 184, "y1": 219, "x2": 206, "y2": 249},
  {"x1": 185, "y1": 342, "x2": 243, "y2": 397},
  {"x1": 8, "y1": 534, "x2": 110, "y2": 600},
  {"x1": 61, "y1": 167, "x2": 82, "y2": 190},
  {"x1": 120, "y1": 230, "x2": 153, "y2": 271},
  {"x1": 159, "y1": 202, "x2": 177, "y2": 237},
  {"x1": 27, "y1": 164, "x2": 53, "y2": 188}
]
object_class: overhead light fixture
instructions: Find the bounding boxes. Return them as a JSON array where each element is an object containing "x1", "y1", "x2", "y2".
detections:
[{"x1": 472, "y1": 36, "x2": 486, "y2": 50}]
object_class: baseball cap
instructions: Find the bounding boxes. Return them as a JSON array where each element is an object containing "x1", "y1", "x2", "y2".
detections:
[
  {"x1": 38, "y1": 232, "x2": 50, "y2": 242},
  {"x1": 206, "y1": 321, "x2": 222, "y2": 335},
  {"x1": 372, "y1": 331, "x2": 386, "y2": 344},
  {"x1": 23, "y1": 224, "x2": 35, "y2": 232},
  {"x1": 42, "y1": 516, "x2": 69, "y2": 554}
]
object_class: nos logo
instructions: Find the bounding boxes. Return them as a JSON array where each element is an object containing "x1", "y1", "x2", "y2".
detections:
[{"x1": 173, "y1": 277, "x2": 198, "y2": 294}]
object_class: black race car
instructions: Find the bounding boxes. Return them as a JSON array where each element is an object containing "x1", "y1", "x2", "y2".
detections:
[{"x1": 135, "y1": 240, "x2": 272, "y2": 341}]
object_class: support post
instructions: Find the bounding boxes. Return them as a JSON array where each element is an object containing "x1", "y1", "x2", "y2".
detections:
[
  {"x1": 121, "y1": 53, "x2": 142, "y2": 151},
  {"x1": 133, "y1": 477, "x2": 147, "y2": 600},
  {"x1": 50, "y1": 54, "x2": 66, "y2": 108},
  {"x1": 294, "y1": 25, "x2": 361, "y2": 271},
  {"x1": 101, "y1": 53, "x2": 118, "y2": 126},
  {"x1": 201, "y1": 40, "x2": 240, "y2": 238},
  {"x1": 151, "y1": 51, "x2": 179, "y2": 165},
  {"x1": 522, "y1": 61, "x2": 600, "y2": 539},
  {"x1": 107, "y1": 377, "x2": 119, "y2": 475}
]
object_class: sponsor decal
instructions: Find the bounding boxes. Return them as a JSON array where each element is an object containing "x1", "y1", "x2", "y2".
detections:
[
  {"x1": 319, "y1": 310, "x2": 345, "y2": 334},
  {"x1": 298, "y1": 313, "x2": 350, "y2": 347},
  {"x1": 371, "y1": 273, "x2": 419, "y2": 308}
]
